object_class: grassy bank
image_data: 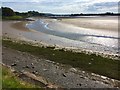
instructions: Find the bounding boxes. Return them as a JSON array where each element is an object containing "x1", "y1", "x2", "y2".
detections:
[
  {"x1": 2, "y1": 39, "x2": 120, "y2": 80},
  {"x1": 2, "y1": 65, "x2": 39, "y2": 89},
  {"x1": 2, "y1": 15, "x2": 23, "y2": 20}
]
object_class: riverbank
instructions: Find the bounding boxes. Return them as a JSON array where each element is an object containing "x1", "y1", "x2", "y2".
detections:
[
  {"x1": 2, "y1": 41, "x2": 120, "y2": 88},
  {"x1": 2, "y1": 39, "x2": 120, "y2": 83}
]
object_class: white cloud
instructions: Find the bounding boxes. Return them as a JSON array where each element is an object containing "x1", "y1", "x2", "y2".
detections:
[{"x1": 1, "y1": 0, "x2": 119, "y2": 14}]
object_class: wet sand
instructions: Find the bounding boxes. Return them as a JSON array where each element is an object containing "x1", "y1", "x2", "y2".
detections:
[
  {"x1": 11, "y1": 21, "x2": 30, "y2": 31},
  {"x1": 60, "y1": 16, "x2": 118, "y2": 31},
  {"x1": 2, "y1": 21, "x2": 37, "y2": 39}
]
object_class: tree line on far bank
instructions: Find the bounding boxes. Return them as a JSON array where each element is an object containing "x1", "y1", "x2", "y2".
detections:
[
  {"x1": 0, "y1": 7, "x2": 47, "y2": 20},
  {"x1": 0, "y1": 7, "x2": 119, "y2": 20}
]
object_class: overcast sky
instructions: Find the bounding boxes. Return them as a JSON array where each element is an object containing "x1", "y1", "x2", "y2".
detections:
[{"x1": 0, "y1": 0, "x2": 119, "y2": 14}]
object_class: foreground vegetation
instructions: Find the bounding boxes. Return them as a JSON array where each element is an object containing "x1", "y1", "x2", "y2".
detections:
[
  {"x1": 1, "y1": 7, "x2": 27, "y2": 20},
  {"x1": 2, "y1": 66, "x2": 39, "y2": 89},
  {"x1": 2, "y1": 39, "x2": 120, "y2": 80}
]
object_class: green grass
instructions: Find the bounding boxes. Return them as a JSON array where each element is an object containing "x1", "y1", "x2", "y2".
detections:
[
  {"x1": 2, "y1": 15, "x2": 23, "y2": 20},
  {"x1": 1, "y1": 66, "x2": 40, "y2": 89},
  {"x1": 2, "y1": 39, "x2": 120, "y2": 80}
]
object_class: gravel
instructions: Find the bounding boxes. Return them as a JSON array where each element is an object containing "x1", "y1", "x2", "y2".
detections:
[{"x1": 2, "y1": 47, "x2": 114, "y2": 88}]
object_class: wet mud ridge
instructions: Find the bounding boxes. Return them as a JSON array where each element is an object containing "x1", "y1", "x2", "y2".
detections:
[{"x1": 2, "y1": 47, "x2": 120, "y2": 88}]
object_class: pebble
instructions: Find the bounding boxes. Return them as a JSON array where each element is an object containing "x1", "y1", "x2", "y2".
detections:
[
  {"x1": 69, "y1": 68, "x2": 77, "y2": 72},
  {"x1": 88, "y1": 62, "x2": 92, "y2": 65},
  {"x1": 91, "y1": 58, "x2": 94, "y2": 61},
  {"x1": 79, "y1": 83, "x2": 82, "y2": 86},
  {"x1": 43, "y1": 69, "x2": 48, "y2": 71},
  {"x1": 80, "y1": 76, "x2": 84, "y2": 78},
  {"x1": 82, "y1": 71, "x2": 85, "y2": 73},
  {"x1": 101, "y1": 76, "x2": 107, "y2": 79},
  {"x1": 31, "y1": 63, "x2": 34, "y2": 66},
  {"x1": 11, "y1": 63, "x2": 17, "y2": 66},
  {"x1": 25, "y1": 65, "x2": 29, "y2": 68},
  {"x1": 32, "y1": 71, "x2": 38, "y2": 75},
  {"x1": 62, "y1": 73, "x2": 66, "y2": 77},
  {"x1": 92, "y1": 78, "x2": 96, "y2": 81},
  {"x1": 32, "y1": 66, "x2": 35, "y2": 68}
]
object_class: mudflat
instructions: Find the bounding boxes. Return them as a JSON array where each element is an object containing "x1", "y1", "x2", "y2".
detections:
[{"x1": 60, "y1": 16, "x2": 118, "y2": 31}]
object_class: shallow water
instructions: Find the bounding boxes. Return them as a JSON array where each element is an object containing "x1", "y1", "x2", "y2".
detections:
[{"x1": 27, "y1": 18, "x2": 119, "y2": 55}]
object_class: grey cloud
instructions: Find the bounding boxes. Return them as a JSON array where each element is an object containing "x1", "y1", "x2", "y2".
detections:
[{"x1": 87, "y1": 2, "x2": 118, "y2": 13}]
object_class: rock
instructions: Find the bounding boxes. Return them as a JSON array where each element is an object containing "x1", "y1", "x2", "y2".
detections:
[
  {"x1": 103, "y1": 80, "x2": 109, "y2": 84},
  {"x1": 69, "y1": 68, "x2": 77, "y2": 72},
  {"x1": 56, "y1": 66, "x2": 59, "y2": 69},
  {"x1": 11, "y1": 63, "x2": 17, "y2": 66},
  {"x1": 32, "y1": 66, "x2": 35, "y2": 68},
  {"x1": 88, "y1": 62, "x2": 92, "y2": 65},
  {"x1": 11, "y1": 69, "x2": 17, "y2": 73},
  {"x1": 91, "y1": 58, "x2": 94, "y2": 61},
  {"x1": 32, "y1": 71, "x2": 38, "y2": 75},
  {"x1": 82, "y1": 71, "x2": 85, "y2": 73},
  {"x1": 31, "y1": 63, "x2": 34, "y2": 66},
  {"x1": 32, "y1": 71, "x2": 36, "y2": 74},
  {"x1": 46, "y1": 84, "x2": 55, "y2": 88},
  {"x1": 101, "y1": 76, "x2": 107, "y2": 79},
  {"x1": 79, "y1": 83, "x2": 82, "y2": 86},
  {"x1": 31, "y1": 63, "x2": 34, "y2": 68},
  {"x1": 25, "y1": 65, "x2": 29, "y2": 68},
  {"x1": 43, "y1": 69, "x2": 48, "y2": 71},
  {"x1": 92, "y1": 78, "x2": 96, "y2": 81},
  {"x1": 80, "y1": 76, "x2": 84, "y2": 78},
  {"x1": 62, "y1": 73, "x2": 66, "y2": 77}
]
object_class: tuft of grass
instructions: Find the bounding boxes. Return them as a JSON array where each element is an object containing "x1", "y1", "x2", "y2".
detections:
[
  {"x1": 2, "y1": 39, "x2": 120, "y2": 80},
  {"x1": 2, "y1": 66, "x2": 39, "y2": 89}
]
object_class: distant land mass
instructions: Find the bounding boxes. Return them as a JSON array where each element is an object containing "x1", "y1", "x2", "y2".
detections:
[{"x1": 0, "y1": 7, "x2": 120, "y2": 20}]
